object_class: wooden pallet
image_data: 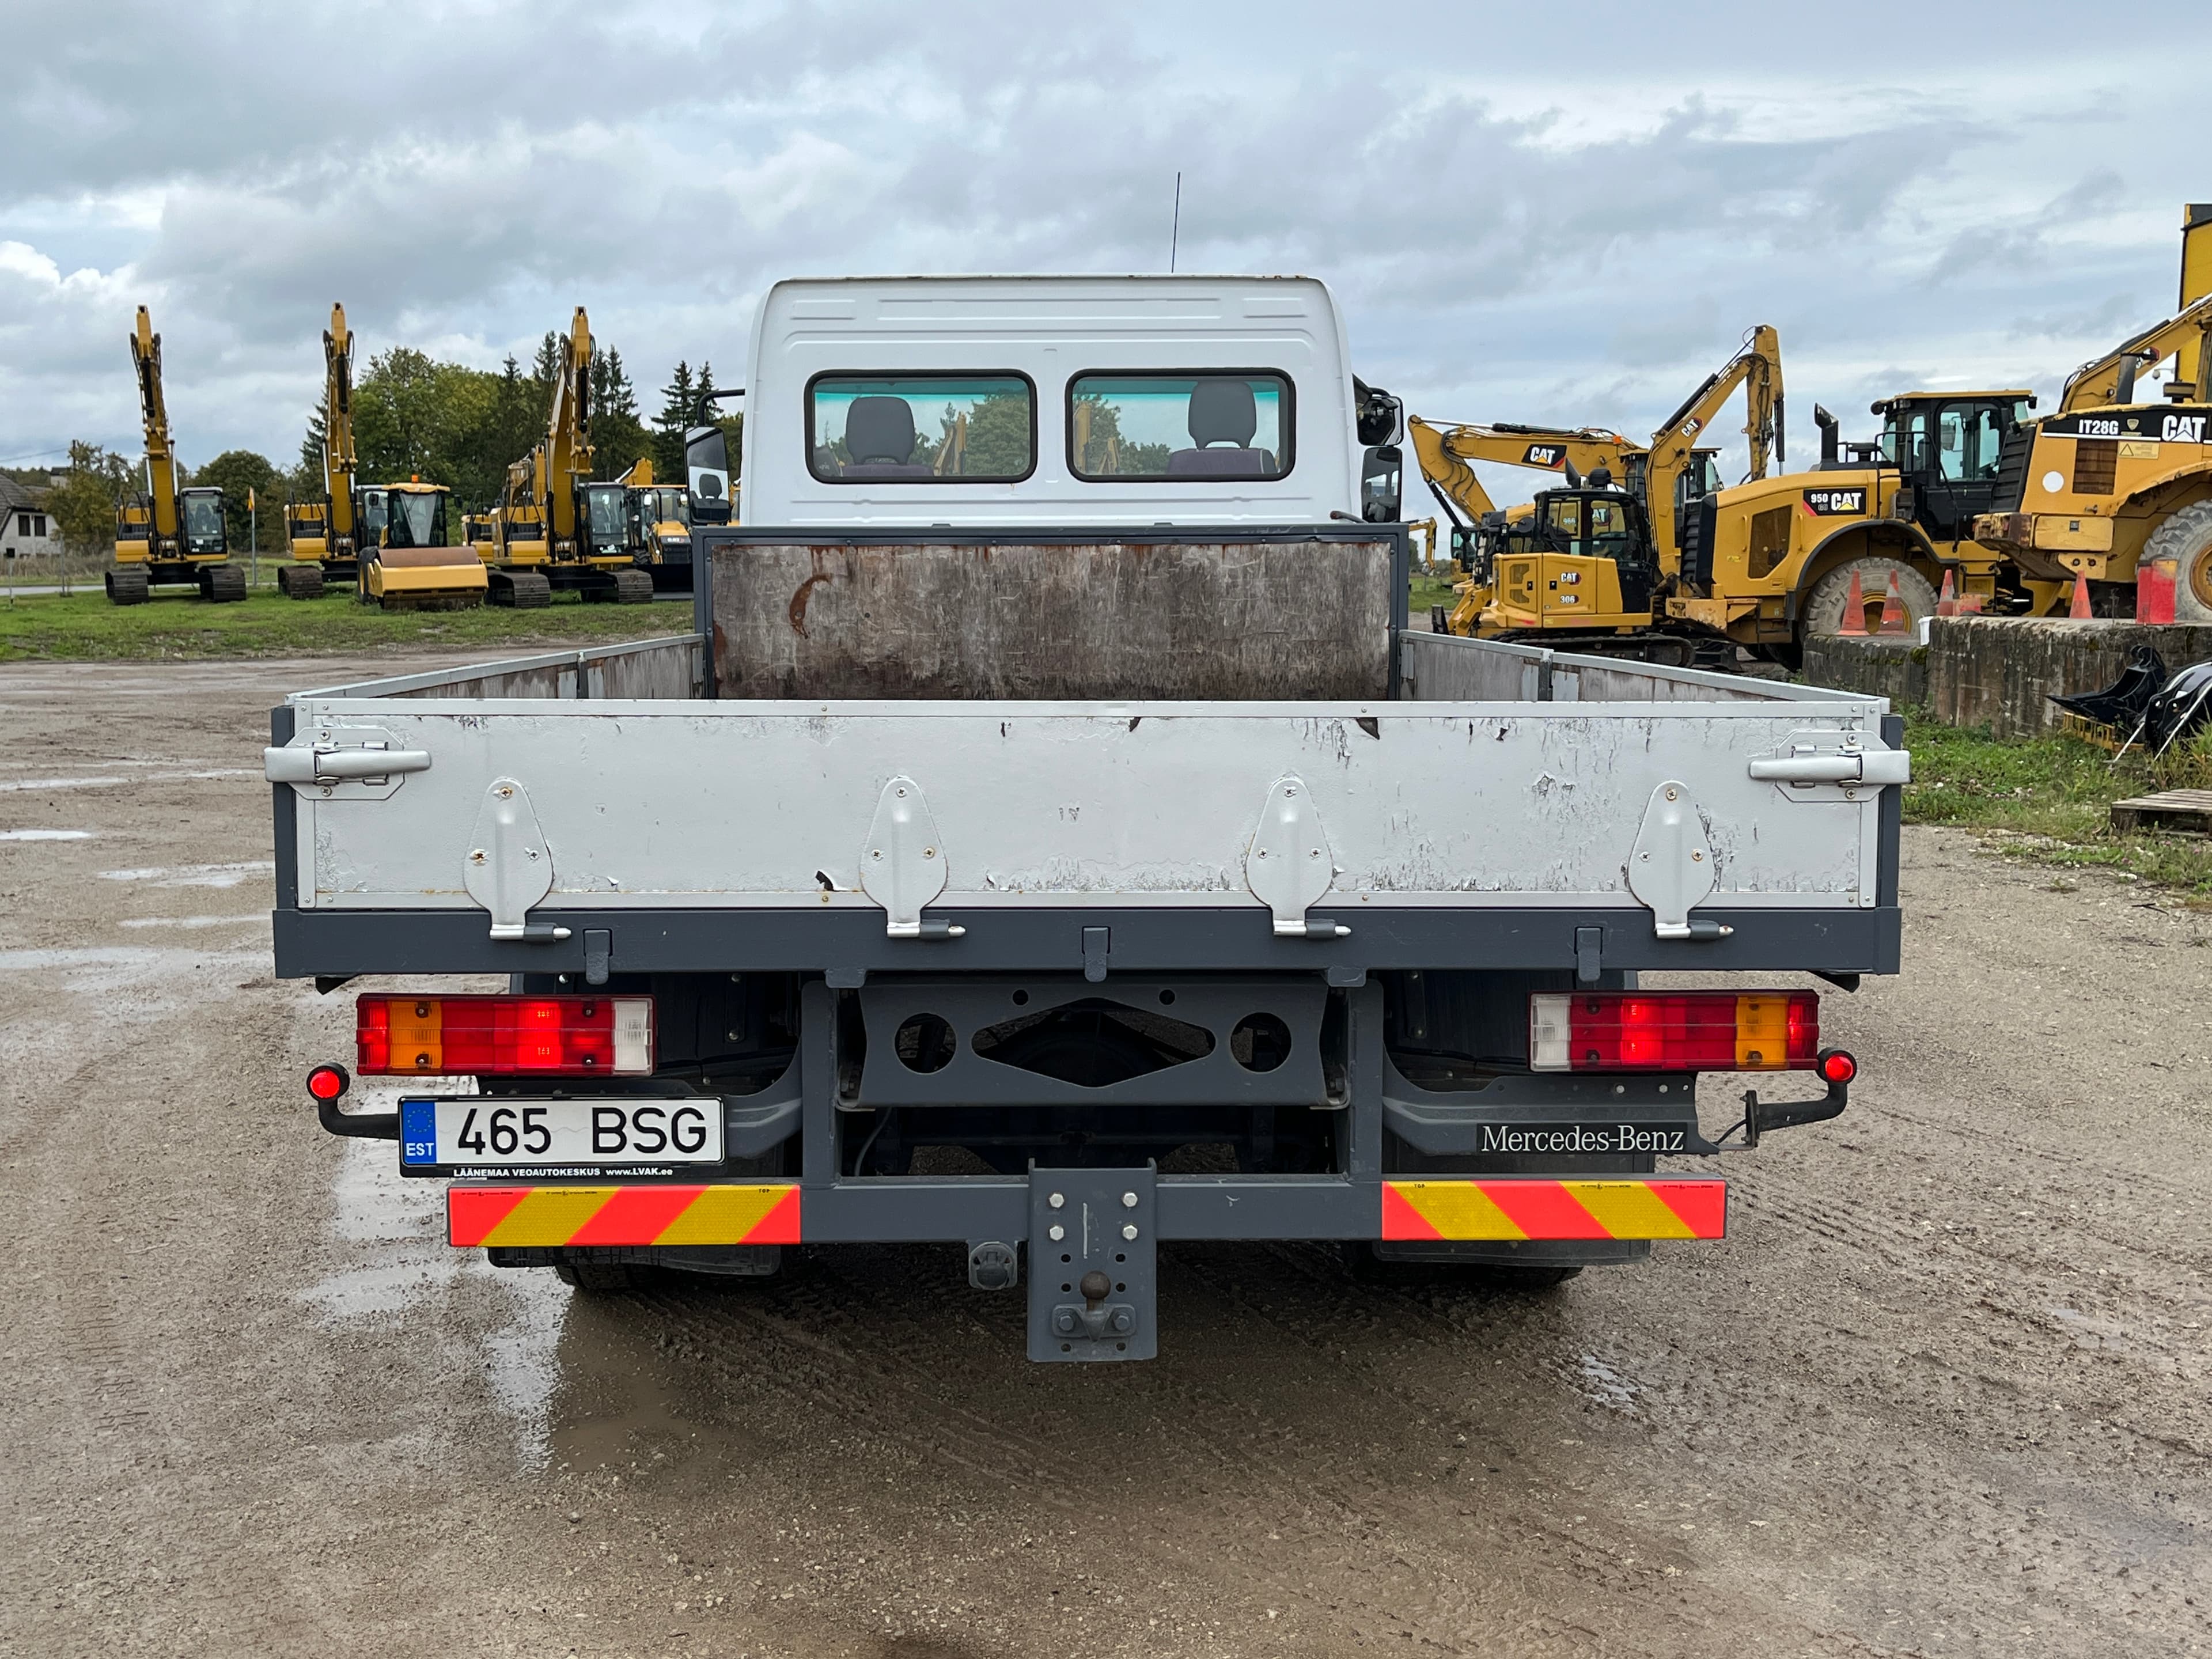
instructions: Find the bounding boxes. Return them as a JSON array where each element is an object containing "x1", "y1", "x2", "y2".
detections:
[{"x1": 2111, "y1": 789, "x2": 2212, "y2": 835}]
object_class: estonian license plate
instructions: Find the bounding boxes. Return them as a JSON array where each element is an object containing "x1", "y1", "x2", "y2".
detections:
[{"x1": 399, "y1": 1097, "x2": 722, "y2": 1169}]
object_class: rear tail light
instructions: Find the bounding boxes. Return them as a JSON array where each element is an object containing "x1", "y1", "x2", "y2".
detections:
[
  {"x1": 1529, "y1": 991, "x2": 1817, "y2": 1073},
  {"x1": 355, "y1": 994, "x2": 654, "y2": 1076}
]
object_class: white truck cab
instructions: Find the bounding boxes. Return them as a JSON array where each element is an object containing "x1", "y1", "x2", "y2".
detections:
[{"x1": 707, "y1": 275, "x2": 1399, "y2": 527}]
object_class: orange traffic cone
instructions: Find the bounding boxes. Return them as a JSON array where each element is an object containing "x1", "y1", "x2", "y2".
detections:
[
  {"x1": 1839, "y1": 566, "x2": 1868, "y2": 635},
  {"x1": 2069, "y1": 570, "x2": 2093, "y2": 619},
  {"x1": 1878, "y1": 569, "x2": 1910, "y2": 634},
  {"x1": 1937, "y1": 570, "x2": 1958, "y2": 617}
]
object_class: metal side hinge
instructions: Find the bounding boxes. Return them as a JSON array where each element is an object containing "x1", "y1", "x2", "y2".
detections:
[
  {"x1": 464, "y1": 778, "x2": 570, "y2": 943},
  {"x1": 263, "y1": 726, "x2": 430, "y2": 798},
  {"x1": 1748, "y1": 730, "x2": 1911, "y2": 801},
  {"x1": 1627, "y1": 779, "x2": 1732, "y2": 941},
  {"x1": 861, "y1": 776, "x2": 964, "y2": 940},
  {"x1": 1245, "y1": 774, "x2": 1350, "y2": 939}
]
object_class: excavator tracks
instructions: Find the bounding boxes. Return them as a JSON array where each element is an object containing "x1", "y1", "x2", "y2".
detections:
[{"x1": 491, "y1": 569, "x2": 552, "y2": 609}]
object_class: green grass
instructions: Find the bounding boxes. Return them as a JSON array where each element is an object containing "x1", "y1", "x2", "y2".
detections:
[
  {"x1": 1902, "y1": 711, "x2": 2212, "y2": 901},
  {"x1": 0, "y1": 588, "x2": 694, "y2": 663},
  {"x1": 1409, "y1": 572, "x2": 1460, "y2": 618}
]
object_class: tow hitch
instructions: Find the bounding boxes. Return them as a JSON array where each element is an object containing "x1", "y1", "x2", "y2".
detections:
[{"x1": 1736, "y1": 1048, "x2": 1856, "y2": 1148}]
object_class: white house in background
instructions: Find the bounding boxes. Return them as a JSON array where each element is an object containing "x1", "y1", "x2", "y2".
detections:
[{"x1": 0, "y1": 476, "x2": 60, "y2": 560}]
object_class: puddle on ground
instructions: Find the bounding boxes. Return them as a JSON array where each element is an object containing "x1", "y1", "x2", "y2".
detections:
[
  {"x1": 119, "y1": 914, "x2": 267, "y2": 930},
  {"x1": 302, "y1": 1111, "x2": 570, "y2": 1469},
  {"x1": 99, "y1": 861, "x2": 274, "y2": 888},
  {"x1": 0, "y1": 942, "x2": 265, "y2": 1007},
  {"x1": 0, "y1": 776, "x2": 128, "y2": 793},
  {"x1": 0, "y1": 829, "x2": 94, "y2": 841}
]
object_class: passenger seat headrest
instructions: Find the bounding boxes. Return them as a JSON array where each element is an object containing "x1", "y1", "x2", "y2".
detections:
[
  {"x1": 844, "y1": 396, "x2": 919, "y2": 465},
  {"x1": 1187, "y1": 378, "x2": 1258, "y2": 448}
]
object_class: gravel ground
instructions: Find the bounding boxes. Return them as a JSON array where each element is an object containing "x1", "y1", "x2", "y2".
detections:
[{"x1": 1, "y1": 656, "x2": 2207, "y2": 1658}]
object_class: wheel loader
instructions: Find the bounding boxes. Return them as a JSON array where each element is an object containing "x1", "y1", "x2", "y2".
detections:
[{"x1": 1973, "y1": 203, "x2": 2212, "y2": 621}]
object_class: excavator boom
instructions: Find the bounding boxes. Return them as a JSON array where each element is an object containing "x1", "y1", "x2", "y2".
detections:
[
  {"x1": 130, "y1": 307, "x2": 179, "y2": 540},
  {"x1": 1644, "y1": 323, "x2": 1783, "y2": 577},
  {"x1": 1408, "y1": 416, "x2": 1639, "y2": 528},
  {"x1": 324, "y1": 304, "x2": 359, "y2": 550}
]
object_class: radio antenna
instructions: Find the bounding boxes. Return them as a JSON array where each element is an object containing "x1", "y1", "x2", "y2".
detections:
[{"x1": 1170, "y1": 172, "x2": 1182, "y2": 273}]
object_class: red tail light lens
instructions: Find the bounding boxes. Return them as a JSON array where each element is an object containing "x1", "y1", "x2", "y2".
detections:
[
  {"x1": 355, "y1": 994, "x2": 654, "y2": 1076},
  {"x1": 306, "y1": 1063, "x2": 350, "y2": 1101},
  {"x1": 1819, "y1": 1048, "x2": 1857, "y2": 1085},
  {"x1": 1529, "y1": 991, "x2": 1818, "y2": 1073}
]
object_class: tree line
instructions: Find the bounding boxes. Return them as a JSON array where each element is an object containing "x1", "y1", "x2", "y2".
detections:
[{"x1": 40, "y1": 339, "x2": 743, "y2": 556}]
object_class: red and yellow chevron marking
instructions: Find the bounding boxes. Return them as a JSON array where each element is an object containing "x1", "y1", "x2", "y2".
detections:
[
  {"x1": 448, "y1": 1184, "x2": 801, "y2": 1248},
  {"x1": 1381, "y1": 1178, "x2": 1724, "y2": 1242}
]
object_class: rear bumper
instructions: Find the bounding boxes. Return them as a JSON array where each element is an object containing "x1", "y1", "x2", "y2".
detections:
[{"x1": 446, "y1": 1173, "x2": 1724, "y2": 1247}]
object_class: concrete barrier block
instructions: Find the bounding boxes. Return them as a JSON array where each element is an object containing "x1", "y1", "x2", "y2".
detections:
[
  {"x1": 1926, "y1": 618, "x2": 2212, "y2": 738},
  {"x1": 1801, "y1": 634, "x2": 1926, "y2": 708}
]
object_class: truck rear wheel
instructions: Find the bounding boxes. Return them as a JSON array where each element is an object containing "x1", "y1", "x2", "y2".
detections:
[
  {"x1": 2144, "y1": 500, "x2": 2212, "y2": 623},
  {"x1": 1802, "y1": 556, "x2": 1936, "y2": 639}
]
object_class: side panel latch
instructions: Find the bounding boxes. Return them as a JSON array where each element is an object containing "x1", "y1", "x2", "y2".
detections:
[{"x1": 264, "y1": 725, "x2": 430, "y2": 798}]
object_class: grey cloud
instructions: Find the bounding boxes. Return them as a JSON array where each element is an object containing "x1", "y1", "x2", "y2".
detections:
[{"x1": 4, "y1": 0, "x2": 2211, "y2": 470}]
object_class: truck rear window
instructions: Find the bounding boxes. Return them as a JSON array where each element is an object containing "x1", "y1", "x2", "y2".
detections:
[
  {"x1": 808, "y1": 374, "x2": 1035, "y2": 482},
  {"x1": 1069, "y1": 373, "x2": 1292, "y2": 481}
]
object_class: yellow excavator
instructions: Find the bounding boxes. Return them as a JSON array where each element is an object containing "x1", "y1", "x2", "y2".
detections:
[
  {"x1": 282, "y1": 304, "x2": 485, "y2": 608},
  {"x1": 1420, "y1": 326, "x2": 1782, "y2": 660},
  {"x1": 618, "y1": 457, "x2": 694, "y2": 593},
  {"x1": 280, "y1": 304, "x2": 361, "y2": 599},
  {"x1": 482, "y1": 308, "x2": 652, "y2": 605},
  {"x1": 107, "y1": 306, "x2": 240, "y2": 605},
  {"x1": 1974, "y1": 203, "x2": 2212, "y2": 621}
]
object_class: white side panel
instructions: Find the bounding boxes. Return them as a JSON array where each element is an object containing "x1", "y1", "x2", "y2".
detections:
[{"x1": 283, "y1": 699, "x2": 1892, "y2": 919}]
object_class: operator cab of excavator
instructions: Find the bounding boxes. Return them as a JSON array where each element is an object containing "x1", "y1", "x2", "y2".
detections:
[
  {"x1": 582, "y1": 480, "x2": 632, "y2": 559},
  {"x1": 1479, "y1": 468, "x2": 1660, "y2": 617},
  {"x1": 177, "y1": 488, "x2": 227, "y2": 556}
]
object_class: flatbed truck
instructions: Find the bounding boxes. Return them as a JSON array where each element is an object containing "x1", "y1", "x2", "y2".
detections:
[{"x1": 272, "y1": 276, "x2": 1903, "y2": 1361}]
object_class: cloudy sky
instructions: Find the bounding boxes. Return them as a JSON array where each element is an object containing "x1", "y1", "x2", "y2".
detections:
[{"x1": 7, "y1": 0, "x2": 2212, "y2": 503}]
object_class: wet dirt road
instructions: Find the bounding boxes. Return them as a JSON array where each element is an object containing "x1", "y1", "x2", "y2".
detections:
[{"x1": 1, "y1": 656, "x2": 2207, "y2": 1658}]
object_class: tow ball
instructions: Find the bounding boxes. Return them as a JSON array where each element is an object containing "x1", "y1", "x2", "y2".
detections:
[{"x1": 1738, "y1": 1048, "x2": 1857, "y2": 1149}]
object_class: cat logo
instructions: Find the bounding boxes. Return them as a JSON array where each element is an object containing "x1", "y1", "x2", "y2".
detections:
[
  {"x1": 2161, "y1": 413, "x2": 2208, "y2": 444},
  {"x1": 1523, "y1": 444, "x2": 1567, "y2": 468},
  {"x1": 1803, "y1": 487, "x2": 1866, "y2": 516}
]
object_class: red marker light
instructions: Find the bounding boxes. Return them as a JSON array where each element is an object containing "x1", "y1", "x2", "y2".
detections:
[
  {"x1": 1819, "y1": 1049, "x2": 1857, "y2": 1086},
  {"x1": 306, "y1": 1063, "x2": 351, "y2": 1101}
]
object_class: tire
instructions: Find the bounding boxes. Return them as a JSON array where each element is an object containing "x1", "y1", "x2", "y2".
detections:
[
  {"x1": 554, "y1": 1262, "x2": 649, "y2": 1293},
  {"x1": 2144, "y1": 499, "x2": 2212, "y2": 624},
  {"x1": 1801, "y1": 555, "x2": 1937, "y2": 639},
  {"x1": 105, "y1": 567, "x2": 149, "y2": 606}
]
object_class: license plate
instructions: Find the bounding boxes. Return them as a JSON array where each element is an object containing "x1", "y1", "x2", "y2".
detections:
[{"x1": 399, "y1": 1097, "x2": 722, "y2": 1169}]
